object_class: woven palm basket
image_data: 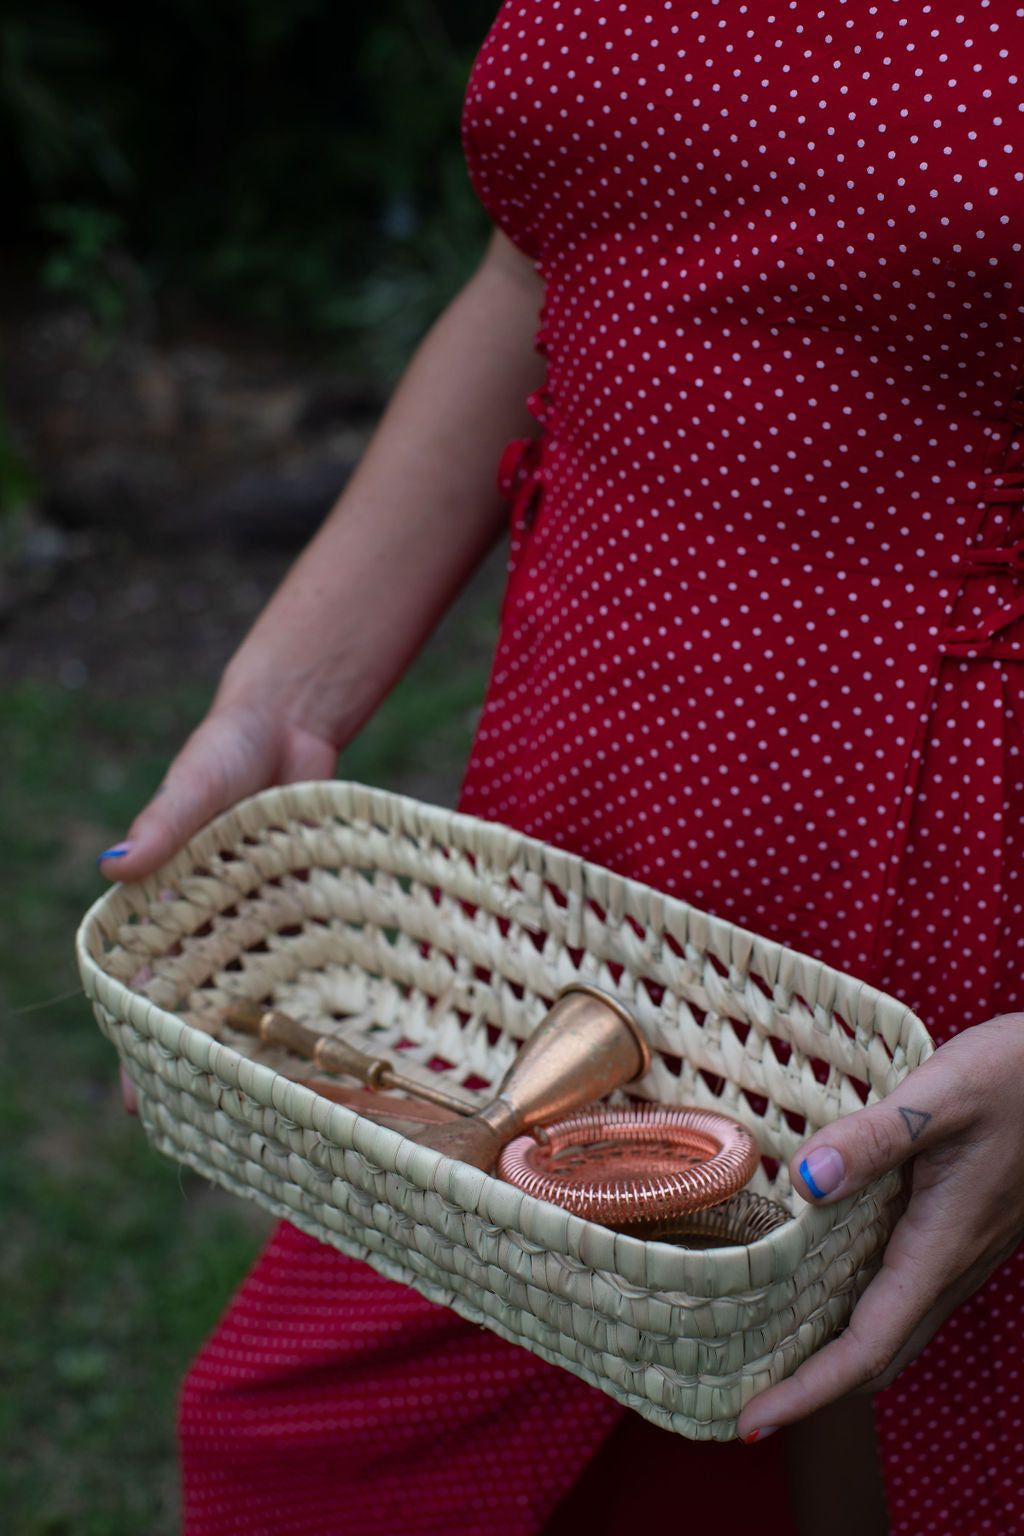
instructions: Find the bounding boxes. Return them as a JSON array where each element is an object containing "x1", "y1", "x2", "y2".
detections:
[{"x1": 75, "y1": 780, "x2": 933, "y2": 1440}]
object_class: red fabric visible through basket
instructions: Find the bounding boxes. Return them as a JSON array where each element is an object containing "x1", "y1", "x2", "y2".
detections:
[{"x1": 179, "y1": 1222, "x2": 796, "y2": 1536}]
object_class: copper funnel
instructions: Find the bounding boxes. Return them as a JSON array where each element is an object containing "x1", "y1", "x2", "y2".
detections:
[{"x1": 411, "y1": 985, "x2": 650, "y2": 1170}]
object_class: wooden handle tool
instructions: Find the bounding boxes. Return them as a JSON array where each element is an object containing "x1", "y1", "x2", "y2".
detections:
[{"x1": 220, "y1": 999, "x2": 475, "y2": 1115}]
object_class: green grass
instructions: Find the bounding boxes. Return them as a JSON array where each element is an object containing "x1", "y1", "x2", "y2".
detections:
[
  {"x1": 0, "y1": 681, "x2": 261, "y2": 1533},
  {"x1": 0, "y1": 609, "x2": 494, "y2": 1532}
]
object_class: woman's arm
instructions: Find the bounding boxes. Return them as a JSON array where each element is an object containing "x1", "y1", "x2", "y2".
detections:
[{"x1": 99, "y1": 229, "x2": 545, "y2": 881}]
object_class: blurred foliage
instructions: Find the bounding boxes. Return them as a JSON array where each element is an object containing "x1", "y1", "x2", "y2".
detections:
[
  {"x1": 0, "y1": 0, "x2": 497, "y2": 378},
  {"x1": 0, "y1": 393, "x2": 36, "y2": 557},
  {"x1": 0, "y1": 582, "x2": 496, "y2": 1530},
  {"x1": 38, "y1": 203, "x2": 131, "y2": 336},
  {"x1": 0, "y1": 396, "x2": 34, "y2": 505},
  {"x1": 0, "y1": 679, "x2": 262, "y2": 1534}
]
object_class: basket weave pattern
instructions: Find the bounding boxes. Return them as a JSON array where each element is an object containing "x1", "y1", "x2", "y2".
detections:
[{"x1": 76, "y1": 781, "x2": 933, "y2": 1439}]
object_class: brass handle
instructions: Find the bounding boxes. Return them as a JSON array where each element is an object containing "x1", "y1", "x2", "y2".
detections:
[{"x1": 220, "y1": 1000, "x2": 474, "y2": 1116}]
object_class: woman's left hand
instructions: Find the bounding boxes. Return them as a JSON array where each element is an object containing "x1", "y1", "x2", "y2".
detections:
[{"x1": 736, "y1": 1012, "x2": 1024, "y2": 1443}]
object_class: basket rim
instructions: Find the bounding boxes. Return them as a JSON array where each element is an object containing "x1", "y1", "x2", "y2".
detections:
[
  {"x1": 76, "y1": 777, "x2": 928, "y2": 1296},
  {"x1": 82, "y1": 776, "x2": 932, "y2": 1032}
]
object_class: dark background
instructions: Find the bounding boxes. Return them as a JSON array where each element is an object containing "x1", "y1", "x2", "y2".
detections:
[
  {"x1": 0, "y1": 0, "x2": 495, "y2": 356},
  {"x1": 1, "y1": 6, "x2": 508, "y2": 1531},
  {"x1": 1, "y1": 0, "x2": 502, "y2": 683}
]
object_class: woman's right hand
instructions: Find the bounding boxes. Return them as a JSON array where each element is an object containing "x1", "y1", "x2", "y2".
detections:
[
  {"x1": 102, "y1": 700, "x2": 338, "y2": 1115},
  {"x1": 98, "y1": 701, "x2": 338, "y2": 885}
]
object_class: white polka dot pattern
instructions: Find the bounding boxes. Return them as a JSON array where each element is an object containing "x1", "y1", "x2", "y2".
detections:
[
  {"x1": 179, "y1": 1226, "x2": 630, "y2": 1535},
  {"x1": 179, "y1": 1227, "x2": 795, "y2": 1535},
  {"x1": 458, "y1": 2, "x2": 1024, "y2": 1532}
]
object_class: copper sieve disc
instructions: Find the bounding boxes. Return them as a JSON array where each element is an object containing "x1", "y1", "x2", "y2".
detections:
[
  {"x1": 630, "y1": 1189, "x2": 792, "y2": 1246},
  {"x1": 497, "y1": 1103, "x2": 761, "y2": 1226}
]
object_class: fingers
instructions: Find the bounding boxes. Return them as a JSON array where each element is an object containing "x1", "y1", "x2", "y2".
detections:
[
  {"x1": 737, "y1": 1022, "x2": 1024, "y2": 1440},
  {"x1": 98, "y1": 711, "x2": 340, "y2": 882},
  {"x1": 736, "y1": 1225, "x2": 1017, "y2": 1440},
  {"x1": 97, "y1": 707, "x2": 336, "y2": 883},
  {"x1": 739, "y1": 1238, "x2": 956, "y2": 1436},
  {"x1": 97, "y1": 714, "x2": 265, "y2": 881},
  {"x1": 120, "y1": 1066, "x2": 139, "y2": 1115},
  {"x1": 859, "y1": 1235, "x2": 1020, "y2": 1392},
  {"x1": 790, "y1": 1047, "x2": 973, "y2": 1206}
]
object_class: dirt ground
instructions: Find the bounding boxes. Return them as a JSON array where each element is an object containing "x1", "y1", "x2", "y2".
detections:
[{"x1": 1, "y1": 285, "x2": 504, "y2": 793}]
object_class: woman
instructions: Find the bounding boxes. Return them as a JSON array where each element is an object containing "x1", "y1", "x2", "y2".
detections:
[{"x1": 102, "y1": 2, "x2": 1024, "y2": 1531}]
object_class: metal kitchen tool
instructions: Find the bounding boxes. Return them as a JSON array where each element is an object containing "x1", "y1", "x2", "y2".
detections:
[
  {"x1": 636, "y1": 1190, "x2": 792, "y2": 1248},
  {"x1": 289, "y1": 1080, "x2": 460, "y2": 1135},
  {"x1": 220, "y1": 998, "x2": 477, "y2": 1114},
  {"x1": 410, "y1": 985, "x2": 651, "y2": 1170},
  {"x1": 497, "y1": 1102, "x2": 761, "y2": 1227},
  {"x1": 222, "y1": 984, "x2": 651, "y2": 1172}
]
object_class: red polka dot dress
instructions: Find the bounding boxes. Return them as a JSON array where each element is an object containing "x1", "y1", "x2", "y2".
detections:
[{"x1": 178, "y1": 3, "x2": 1024, "y2": 1533}]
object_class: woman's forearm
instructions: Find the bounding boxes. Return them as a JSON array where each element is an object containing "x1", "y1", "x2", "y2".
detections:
[
  {"x1": 215, "y1": 229, "x2": 546, "y2": 747},
  {"x1": 98, "y1": 230, "x2": 545, "y2": 880}
]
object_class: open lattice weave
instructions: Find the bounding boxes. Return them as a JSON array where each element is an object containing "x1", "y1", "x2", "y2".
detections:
[{"x1": 75, "y1": 780, "x2": 933, "y2": 1439}]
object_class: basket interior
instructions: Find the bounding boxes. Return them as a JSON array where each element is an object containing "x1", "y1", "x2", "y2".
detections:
[{"x1": 83, "y1": 782, "x2": 929, "y2": 1211}]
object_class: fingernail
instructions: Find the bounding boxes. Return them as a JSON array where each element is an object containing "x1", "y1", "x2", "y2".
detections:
[
  {"x1": 98, "y1": 842, "x2": 133, "y2": 863},
  {"x1": 800, "y1": 1146, "x2": 846, "y2": 1199},
  {"x1": 744, "y1": 1426, "x2": 779, "y2": 1445}
]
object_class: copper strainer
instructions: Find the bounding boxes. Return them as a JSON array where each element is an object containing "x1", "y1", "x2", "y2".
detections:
[
  {"x1": 497, "y1": 1103, "x2": 761, "y2": 1230},
  {"x1": 637, "y1": 1189, "x2": 792, "y2": 1247}
]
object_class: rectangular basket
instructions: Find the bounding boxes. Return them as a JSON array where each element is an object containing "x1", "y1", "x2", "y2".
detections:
[{"x1": 75, "y1": 780, "x2": 933, "y2": 1439}]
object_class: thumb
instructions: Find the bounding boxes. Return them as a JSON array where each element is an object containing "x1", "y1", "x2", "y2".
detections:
[
  {"x1": 97, "y1": 708, "x2": 284, "y2": 883},
  {"x1": 792, "y1": 1063, "x2": 949, "y2": 1205}
]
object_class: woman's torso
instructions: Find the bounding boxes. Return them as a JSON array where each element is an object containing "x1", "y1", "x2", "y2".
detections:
[{"x1": 459, "y1": 0, "x2": 1024, "y2": 1023}]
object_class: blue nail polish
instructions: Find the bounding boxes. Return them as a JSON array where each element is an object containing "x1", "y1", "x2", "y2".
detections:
[
  {"x1": 98, "y1": 843, "x2": 132, "y2": 863},
  {"x1": 800, "y1": 1146, "x2": 846, "y2": 1199},
  {"x1": 799, "y1": 1156, "x2": 827, "y2": 1200}
]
